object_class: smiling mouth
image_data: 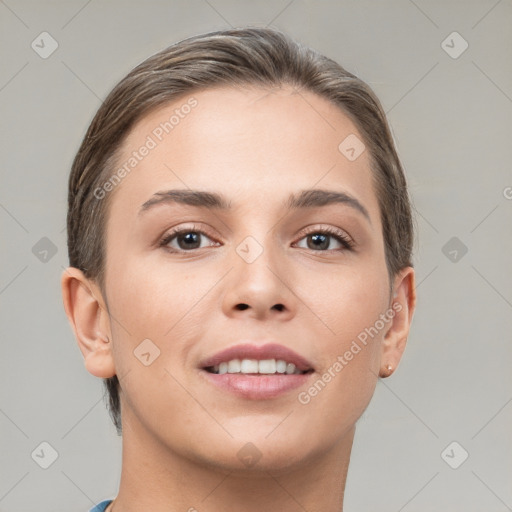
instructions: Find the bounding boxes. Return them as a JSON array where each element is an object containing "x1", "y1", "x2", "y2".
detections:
[{"x1": 203, "y1": 358, "x2": 314, "y2": 375}]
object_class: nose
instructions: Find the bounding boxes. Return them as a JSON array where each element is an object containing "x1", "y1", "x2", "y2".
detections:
[{"x1": 221, "y1": 236, "x2": 297, "y2": 321}]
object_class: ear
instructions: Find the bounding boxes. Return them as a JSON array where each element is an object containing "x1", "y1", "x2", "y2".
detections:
[
  {"x1": 61, "y1": 267, "x2": 116, "y2": 378},
  {"x1": 379, "y1": 266, "x2": 416, "y2": 378}
]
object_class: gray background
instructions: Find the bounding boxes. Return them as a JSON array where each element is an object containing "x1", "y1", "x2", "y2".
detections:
[{"x1": 1, "y1": 0, "x2": 511, "y2": 510}]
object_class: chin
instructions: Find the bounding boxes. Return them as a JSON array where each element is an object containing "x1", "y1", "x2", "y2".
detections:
[{"x1": 189, "y1": 430, "x2": 321, "y2": 476}]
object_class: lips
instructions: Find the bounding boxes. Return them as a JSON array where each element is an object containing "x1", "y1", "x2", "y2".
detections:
[
  {"x1": 198, "y1": 342, "x2": 315, "y2": 400},
  {"x1": 199, "y1": 343, "x2": 314, "y2": 373}
]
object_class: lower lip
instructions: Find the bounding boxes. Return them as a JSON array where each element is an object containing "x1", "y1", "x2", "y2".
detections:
[{"x1": 200, "y1": 370, "x2": 313, "y2": 400}]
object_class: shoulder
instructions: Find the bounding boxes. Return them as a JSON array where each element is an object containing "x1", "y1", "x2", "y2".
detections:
[{"x1": 88, "y1": 499, "x2": 113, "y2": 512}]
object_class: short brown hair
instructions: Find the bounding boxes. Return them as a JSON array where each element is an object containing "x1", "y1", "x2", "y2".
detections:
[{"x1": 66, "y1": 27, "x2": 414, "y2": 436}]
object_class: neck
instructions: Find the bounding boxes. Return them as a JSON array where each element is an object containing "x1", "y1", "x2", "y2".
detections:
[{"x1": 110, "y1": 417, "x2": 355, "y2": 512}]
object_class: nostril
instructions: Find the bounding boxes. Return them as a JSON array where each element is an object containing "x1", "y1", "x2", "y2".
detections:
[{"x1": 234, "y1": 303, "x2": 285, "y2": 311}]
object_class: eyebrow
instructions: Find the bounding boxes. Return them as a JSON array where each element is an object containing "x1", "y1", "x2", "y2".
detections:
[{"x1": 139, "y1": 188, "x2": 371, "y2": 224}]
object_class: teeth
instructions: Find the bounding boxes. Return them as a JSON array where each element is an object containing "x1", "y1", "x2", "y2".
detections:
[
  {"x1": 285, "y1": 363, "x2": 296, "y2": 375},
  {"x1": 208, "y1": 358, "x2": 306, "y2": 375},
  {"x1": 259, "y1": 359, "x2": 276, "y2": 373},
  {"x1": 276, "y1": 360, "x2": 287, "y2": 373},
  {"x1": 240, "y1": 359, "x2": 259, "y2": 373},
  {"x1": 227, "y1": 359, "x2": 241, "y2": 373}
]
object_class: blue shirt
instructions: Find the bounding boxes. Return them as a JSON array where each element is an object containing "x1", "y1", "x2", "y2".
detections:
[{"x1": 89, "y1": 499, "x2": 113, "y2": 512}]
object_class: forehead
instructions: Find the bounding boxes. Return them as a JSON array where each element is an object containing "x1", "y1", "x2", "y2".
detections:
[{"x1": 108, "y1": 85, "x2": 380, "y2": 224}]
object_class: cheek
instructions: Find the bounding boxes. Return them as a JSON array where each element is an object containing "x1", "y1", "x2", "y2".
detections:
[
  {"x1": 294, "y1": 264, "x2": 389, "y2": 414},
  {"x1": 105, "y1": 250, "x2": 192, "y2": 330},
  {"x1": 105, "y1": 256, "x2": 209, "y2": 423},
  {"x1": 105, "y1": 253, "x2": 216, "y2": 370},
  {"x1": 298, "y1": 262, "x2": 390, "y2": 349},
  {"x1": 299, "y1": 266, "x2": 390, "y2": 404}
]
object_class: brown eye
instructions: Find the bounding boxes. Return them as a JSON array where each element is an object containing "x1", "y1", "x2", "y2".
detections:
[
  {"x1": 295, "y1": 228, "x2": 354, "y2": 251},
  {"x1": 307, "y1": 233, "x2": 331, "y2": 250},
  {"x1": 173, "y1": 231, "x2": 203, "y2": 250},
  {"x1": 160, "y1": 226, "x2": 219, "y2": 252}
]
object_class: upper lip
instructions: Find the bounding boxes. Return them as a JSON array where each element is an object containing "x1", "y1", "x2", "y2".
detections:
[{"x1": 199, "y1": 343, "x2": 314, "y2": 372}]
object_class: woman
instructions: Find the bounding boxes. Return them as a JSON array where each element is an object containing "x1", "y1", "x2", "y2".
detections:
[{"x1": 61, "y1": 26, "x2": 416, "y2": 512}]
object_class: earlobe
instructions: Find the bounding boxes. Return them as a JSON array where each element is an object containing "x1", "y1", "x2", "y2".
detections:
[
  {"x1": 379, "y1": 267, "x2": 416, "y2": 378},
  {"x1": 61, "y1": 267, "x2": 116, "y2": 378}
]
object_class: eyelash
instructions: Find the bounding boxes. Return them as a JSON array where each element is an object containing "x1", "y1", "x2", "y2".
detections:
[{"x1": 159, "y1": 223, "x2": 355, "y2": 253}]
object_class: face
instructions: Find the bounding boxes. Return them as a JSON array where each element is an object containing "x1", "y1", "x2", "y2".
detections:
[{"x1": 101, "y1": 85, "x2": 398, "y2": 472}]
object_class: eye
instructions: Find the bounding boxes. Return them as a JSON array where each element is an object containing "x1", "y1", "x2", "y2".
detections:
[
  {"x1": 294, "y1": 226, "x2": 354, "y2": 251},
  {"x1": 158, "y1": 224, "x2": 354, "y2": 253},
  {"x1": 159, "y1": 224, "x2": 219, "y2": 252}
]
